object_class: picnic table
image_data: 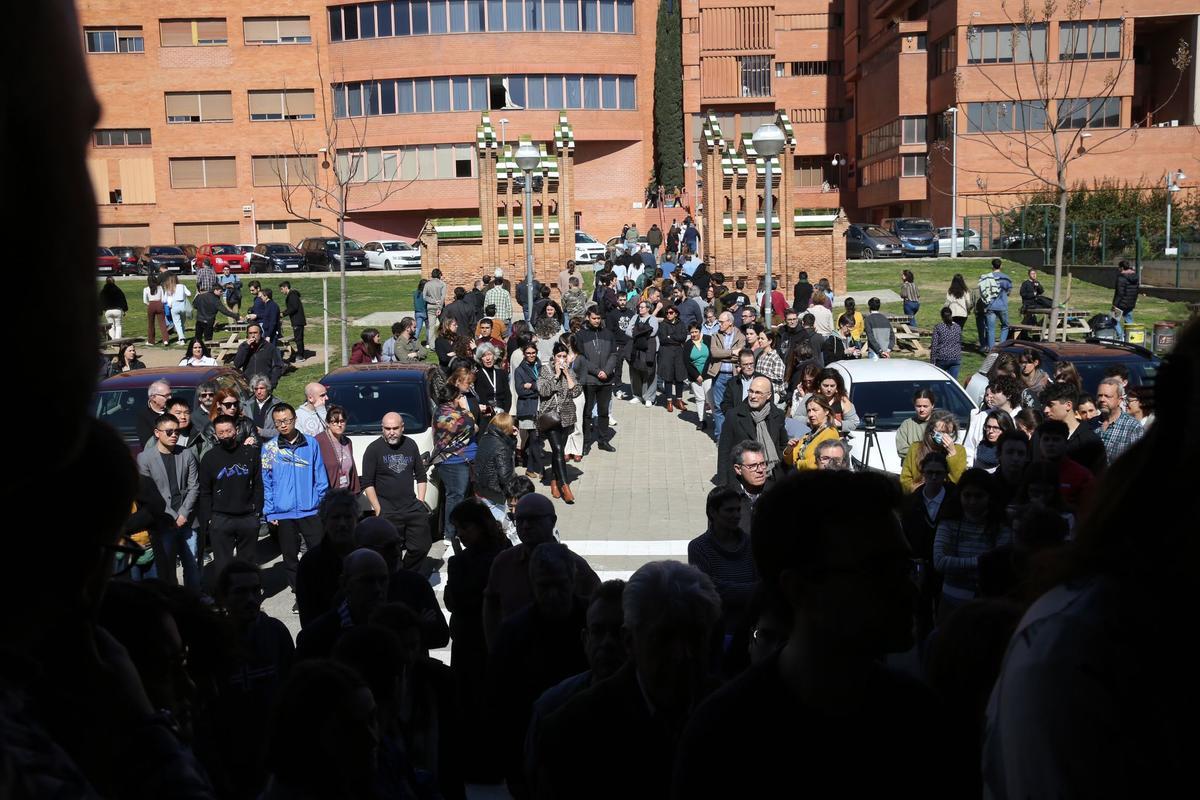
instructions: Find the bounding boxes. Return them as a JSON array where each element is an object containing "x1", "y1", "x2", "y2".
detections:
[
  {"x1": 1024, "y1": 307, "x2": 1092, "y2": 339},
  {"x1": 887, "y1": 315, "x2": 931, "y2": 357},
  {"x1": 100, "y1": 335, "x2": 145, "y2": 356},
  {"x1": 215, "y1": 323, "x2": 250, "y2": 362}
]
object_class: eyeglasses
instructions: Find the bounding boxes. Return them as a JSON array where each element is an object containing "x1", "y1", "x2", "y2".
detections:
[
  {"x1": 219, "y1": 400, "x2": 239, "y2": 408},
  {"x1": 328, "y1": 418, "x2": 346, "y2": 425},
  {"x1": 198, "y1": 392, "x2": 214, "y2": 398},
  {"x1": 158, "y1": 428, "x2": 179, "y2": 436},
  {"x1": 738, "y1": 461, "x2": 768, "y2": 471}
]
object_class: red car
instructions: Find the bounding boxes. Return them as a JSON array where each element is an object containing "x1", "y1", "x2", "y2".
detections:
[
  {"x1": 96, "y1": 246, "x2": 121, "y2": 274},
  {"x1": 195, "y1": 243, "x2": 250, "y2": 273}
]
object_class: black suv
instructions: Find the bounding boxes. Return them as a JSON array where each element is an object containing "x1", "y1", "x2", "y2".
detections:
[
  {"x1": 966, "y1": 339, "x2": 1159, "y2": 406},
  {"x1": 141, "y1": 245, "x2": 190, "y2": 274},
  {"x1": 249, "y1": 242, "x2": 306, "y2": 273},
  {"x1": 110, "y1": 245, "x2": 145, "y2": 275},
  {"x1": 298, "y1": 237, "x2": 369, "y2": 272}
]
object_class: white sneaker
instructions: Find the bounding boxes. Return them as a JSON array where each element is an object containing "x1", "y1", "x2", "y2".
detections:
[
  {"x1": 627, "y1": 396, "x2": 641, "y2": 404},
  {"x1": 642, "y1": 399, "x2": 653, "y2": 407}
]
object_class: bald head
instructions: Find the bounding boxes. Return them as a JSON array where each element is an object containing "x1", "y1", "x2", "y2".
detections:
[
  {"x1": 382, "y1": 412, "x2": 404, "y2": 444},
  {"x1": 514, "y1": 493, "x2": 557, "y2": 547},
  {"x1": 304, "y1": 382, "x2": 328, "y2": 406},
  {"x1": 148, "y1": 380, "x2": 171, "y2": 412},
  {"x1": 748, "y1": 376, "x2": 772, "y2": 410},
  {"x1": 341, "y1": 548, "x2": 389, "y2": 619},
  {"x1": 343, "y1": 547, "x2": 387, "y2": 577},
  {"x1": 356, "y1": 516, "x2": 401, "y2": 572}
]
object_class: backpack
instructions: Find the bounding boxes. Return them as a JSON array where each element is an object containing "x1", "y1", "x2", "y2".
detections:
[{"x1": 978, "y1": 272, "x2": 1001, "y2": 305}]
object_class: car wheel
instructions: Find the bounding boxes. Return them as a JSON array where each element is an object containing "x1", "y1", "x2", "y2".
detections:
[
  {"x1": 862, "y1": 248, "x2": 875, "y2": 260},
  {"x1": 384, "y1": 260, "x2": 392, "y2": 271},
  {"x1": 966, "y1": 245, "x2": 979, "y2": 251}
]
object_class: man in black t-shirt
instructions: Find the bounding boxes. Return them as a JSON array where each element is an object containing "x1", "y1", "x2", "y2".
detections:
[
  {"x1": 361, "y1": 412, "x2": 431, "y2": 574},
  {"x1": 1042, "y1": 382, "x2": 1106, "y2": 476}
]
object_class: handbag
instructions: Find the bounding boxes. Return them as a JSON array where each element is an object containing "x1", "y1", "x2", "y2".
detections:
[{"x1": 536, "y1": 405, "x2": 562, "y2": 433}]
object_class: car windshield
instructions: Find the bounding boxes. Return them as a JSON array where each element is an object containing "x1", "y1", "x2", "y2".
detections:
[
  {"x1": 576, "y1": 232, "x2": 596, "y2": 243},
  {"x1": 849, "y1": 379, "x2": 975, "y2": 431},
  {"x1": 862, "y1": 226, "x2": 891, "y2": 238},
  {"x1": 93, "y1": 387, "x2": 198, "y2": 444},
  {"x1": 267, "y1": 244, "x2": 299, "y2": 254},
  {"x1": 896, "y1": 220, "x2": 934, "y2": 232},
  {"x1": 325, "y1": 239, "x2": 363, "y2": 250},
  {"x1": 98, "y1": 247, "x2": 115, "y2": 256},
  {"x1": 1073, "y1": 360, "x2": 1156, "y2": 394},
  {"x1": 211, "y1": 245, "x2": 240, "y2": 255},
  {"x1": 150, "y1": 247, "x2": 184, "y2": 256},
  {"x1": 384, "y1": 242, "x2": 410, "y2": 251},
  {"x1": 326, "y1": 379, "x2": 431, "y2": 435}
]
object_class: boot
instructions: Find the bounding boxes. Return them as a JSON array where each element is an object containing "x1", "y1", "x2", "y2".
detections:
[
  {"x1": 550, "y1": 480, "x2": 561, "y2": 499},
  {"x1": 675, "y1": 398, "x2": 688, "y2": 412},
  {"x1": 561, "y1": 482, "x2": 576, "y2": 504},
  {"x1": 665, "y1": 398, "x2": 675, "y2": 412}
]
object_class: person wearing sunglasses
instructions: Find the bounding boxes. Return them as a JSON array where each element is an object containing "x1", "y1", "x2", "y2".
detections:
[
  {"x1": 135, "y1": 414, "x2": 201, "y2": 588},
  {"x1": 207, "y1": 388, "x2": 257, "y2": 448}
]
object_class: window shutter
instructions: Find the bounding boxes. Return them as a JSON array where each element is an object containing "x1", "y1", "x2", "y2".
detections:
[
  {"x1": 243, "y1": 18, "x2": 278, "y2": 42},
  {"x1": 160, "y1": 20, "x2": 193, "y2": 46},
  {"x1": 285, "y1": 90, "x2": 315, "y2": 117},
  {"x1": 170, "y1": 159, "x2": 206, "y2": 188},
  {"x1": 249, "y1": 91, "x2": 282, "y2": 117},
  {"x1": 199, "y1": 92, "x2": 233, "y2": 121},
  {"x1": 165, "y1": 93, "x2": 201, "y2": 118},
  {"x1": 203, "y1": 158, "x2": 237, "y2": 187},
  {"x1": 195, "y1": 19, "x2": 228, "y2": 42}
]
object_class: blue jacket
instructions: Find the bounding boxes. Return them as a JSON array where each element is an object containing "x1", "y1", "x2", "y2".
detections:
[
  {"x1": 261, "y1": 432, "x2": 328, "y2": 521},
  {"x1": 988, "y1": 271, "x2": 1013, "y2": 312}
]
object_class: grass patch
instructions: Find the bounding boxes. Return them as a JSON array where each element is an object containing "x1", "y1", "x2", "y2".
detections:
[{"x1": 843, "y1": 257, "x2": 1191, "y2": 380}]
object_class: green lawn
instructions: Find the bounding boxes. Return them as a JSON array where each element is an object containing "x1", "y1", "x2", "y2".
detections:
[{"x1": 844, "y1": 257, "x2": 1192, "y2": 380}]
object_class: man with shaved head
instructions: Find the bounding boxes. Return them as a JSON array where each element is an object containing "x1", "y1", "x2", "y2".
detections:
[
  {"x1": 295, "y1": 382, "x2": 329, "y2": 436},
  {"x1": 295, "y1": 548, "x2": 390, "y2": 659},
  {"x1": 361, "y1": 412, "x2": 432, "y2": 575}
]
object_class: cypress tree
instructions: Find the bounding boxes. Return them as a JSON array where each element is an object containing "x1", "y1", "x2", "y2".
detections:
[{"x1": 653, "y1": 1, "x2": 684, "y2": 193}]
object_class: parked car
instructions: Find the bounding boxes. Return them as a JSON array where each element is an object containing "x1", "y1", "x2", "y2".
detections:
[
  {"x1": 96, "y1": 246, "x2": 121, "y2": 275},
  {"x1": 237, "y1": 243, "x2": 256, "y2": 254},
  {"x1": 881, "y1": 217, "x2": 939, "y2": 257},
  {"x1": 248, "y1": 242, "x2": 306, "y2": 273},
  {"x1": 574, "y1": 231, "x2": 606, "y2": 264},
  {"x1": 93, "y1": 366, "x2": 250, "y2": 455},
  {"x1": 141, "y1": 245, "x2": 190, "y2": 274},
  {"x1": 299, "y1": 237, "x2": 370, "y2": 271},
  {"x1": 936, "y1": 227, "x2": 981, "y2": 254},
  {"x1": 363, "y1": 240, "x2": 422, "y2": 270},
  {"x1": 965, "y1": 340, "x2": 1159, "y2": 408},
  {"x1": 827, "y1": 359, "x2": 976, "y2": 475},
  {"x1": 195, "y1": 243, "x2": 250, "y2": 273},
  {"x1": 110, "y1": 245, "x2": 145, "y2": 275},
  {"x1": 605, "y1": 235, "x2": 649, "y2": 261},
  {"x1": 845, "y1": 223, "x2": 904, "y2": 259},
  {"x1": 320, "y1": 363, "x2": 443, "y2": 534}
]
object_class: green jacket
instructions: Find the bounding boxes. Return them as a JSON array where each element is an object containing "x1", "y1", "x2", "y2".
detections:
[{"x1": 895, "y1": 417, "x2": 928, "y2": 462}]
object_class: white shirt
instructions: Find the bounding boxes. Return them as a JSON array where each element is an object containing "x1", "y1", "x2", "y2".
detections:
[{"x1": 810, "y1": 304, "x2": 834, "y2": 336}]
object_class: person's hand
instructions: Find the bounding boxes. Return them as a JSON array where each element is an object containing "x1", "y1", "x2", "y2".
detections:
[
  {"x1": 882, "y1": 351, "x2": 891, "y2": 358},
  {"x1": 175, "y1": 515, "x2": 188, "y2": 528},
  {"x1": 269, "y1": 519, "x2": 279, "y2": 527},
  {"x1": 786, "y1": 438, "x2": 800, "y2": 448},
  {"x1": 244, "y1": 436, "x2": 256, "y2": 446},
  {"x1": 373, "y1": 506, "x2": 382, "y2": 517},
  {"x1": 597, "y1": 371, "x2": 607, "y2": 381},
  {"x1": 523, "y1": 382, "x2": 533, "y2": 389}
]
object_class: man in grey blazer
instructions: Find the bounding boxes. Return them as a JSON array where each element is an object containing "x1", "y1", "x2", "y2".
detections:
[{"x1": 136, "y1": 413, "x2": 200, "y2": 588}]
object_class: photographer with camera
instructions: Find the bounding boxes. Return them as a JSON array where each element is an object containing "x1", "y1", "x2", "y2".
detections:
[{"x1": 361, "y1": 412, "x2": 433, "y2": 575}]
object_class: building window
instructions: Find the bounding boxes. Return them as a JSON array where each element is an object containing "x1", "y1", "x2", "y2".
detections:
[
  {"x1": 860, "y1": 157, "x2": 899, "y2": 187},
  {"x1": 914, "y1": 34, "x2": 927, "y2": 51},
  {"x1": 251, "y1": 155, "x2": 317, "y2": 186},
  {"x1": 334, "y1": 143, "x2": 476, "y2": 181},
  {"x1": 966, "y1": 24, "x2": 1046, "y2": 64},
  {"x1": 94, "y1": 129, "x2": 152, "y2": 147},
  {"x1": 165, "y1": 92, "x2": 234, "y2": 123},
  {"x1": 902, "y1": 117, "x2": 926, "y2": 145},
  {"x1": 965, "y1": 101, "x2": 1049, "y2": 133},
  {"x1": 85, "y1": 27, "x2": 145, "y2": 53},
  {"x1": 244, "y1": 17, "x2": 312, "y2": 44},
  {"x1": 333, "y1": 73, "x2": 636, "y2": 117},
  {"x1": 793, "y1": 157, "x2": 836, "y2": 188},
  {"x1": 1057, "y1": 96, "x2": 1120, "y2": 129},
  {"x1": 248, "y1": 90, "x2": 317, "y2": 121},
  {"x1": 168, "y1": 157, "x2": 237, "y2": 188},
  {"x1": 776, "y1": 60, "x2": 842, "y2": 77},
  {"x1": 930, "y1": 33, "x2": 955, "y2": 77},
  {"x1": 902, "y1": 155, "x2": 926, "y2": 177},
  {"x1": 862, "y1": 120, "x2": 901, "y2": 158},
  {"x1": 739, "y1": 56, "x2": 771, "y2": 97},
  {"x1": 327, "y1": 0, "x2": 633, "y2": 41},
  {"x1": 160, "y1": 19, "x2": 228, "y2": 47},
  {"x1": 1060, "y1": 20, "x2": 1121, "y2": 60}
]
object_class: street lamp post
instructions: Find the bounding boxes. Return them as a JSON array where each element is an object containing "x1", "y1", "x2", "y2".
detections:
[
  {"x1": 947, "y1": 107, "x2": 959, "y2": 259},
  {"x1": 752, "y1": 124, "x2": 786, "y2": 330},
  {"x1": 515, "y1": 142, "x2": 541, "y2": 316},
  {"x1": 1165, "y1": 169, "x2": 1186, "y2": 256}
]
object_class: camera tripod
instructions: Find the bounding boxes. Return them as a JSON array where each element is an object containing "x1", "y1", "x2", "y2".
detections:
[{"x1": 857, "y1": 424, "x2": 884, "y2": 471}]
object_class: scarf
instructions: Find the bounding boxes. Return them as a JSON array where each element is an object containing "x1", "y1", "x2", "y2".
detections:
[{"x1": 750, "y1": 403, "x2": 779, "y2": 472}]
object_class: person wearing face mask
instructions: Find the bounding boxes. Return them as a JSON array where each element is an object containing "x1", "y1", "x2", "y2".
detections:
[{"x1": 197, "y1": 413, "x2": 264, "y2": 588}]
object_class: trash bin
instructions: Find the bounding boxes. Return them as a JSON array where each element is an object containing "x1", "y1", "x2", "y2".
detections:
[
  {"x1": 1124, "y1": 323, "x2": 1147, "y2": 346},
  {"x1": 1153, "y1": 321, "x2": 1178, "y2": 354}
]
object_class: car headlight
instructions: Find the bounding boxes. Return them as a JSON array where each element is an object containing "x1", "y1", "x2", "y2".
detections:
[{"x1": 214, "y1": 257, "x2": 225, "y2": 265}]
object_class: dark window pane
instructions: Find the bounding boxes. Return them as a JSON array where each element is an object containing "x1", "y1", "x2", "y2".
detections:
[
  {"x1": 359, "y1": 5, "x2": 376, "y2": 38},
  {"x1": 526, "y1": 75, "x2": 546, "y2": 109},
  {"x1": 398, "y1": 80, "x2": 415, "y2": 112},
  {"x1": 507, "y1": 0, "x2": 523, "y2": 30},
  {"x1": 453, "y1": 77, "x2": 470, "y2": 110},
  {"x1": 467, "y1": 0, "x2": 485, "y2": 31},
  {"x1": 618, "y1": 76, "x2": 635, "y2": 109},
  {"x1": 471, "y1": 76, "x2": 489, "y2": 109},
  {"x1": 509, "y1": 76, "x2": 526, "y2": 107},
  {"x1": 600, "y1": 0, "x2": 614, "y2": 32},
  {"x1": 546, "y1": 75, "x2": 564, "y2": 108},
  {"x1": 433, "y1": 77, "x2": 451, "y2": 111},
  {"x1": 526, "y1": 0, "x2": 541, "y2": 31},
  {"x1": 348, "y1": 83, "x2": 364, "y2": 116},
  {"x1": 583, "y1": 75, "x2": 600, "y2": 108},
  {"x1": 334, "y1": 86, "x2": 347, "y2": 118},
  {"x1": 488, "y1": 0, "x2": 505, "y2": 31},
  {"x1": 563, "y1": 0, "x2": 579, "y2": 31},
  {"x1": 582, "y1": 0, "x2": 598, "y2": 31},
  {"x1": 378, "y1": 2, "x2": 394, "y2": 36},
  {"x1": 616, "y1": 0, "x2": 633, "y2": 33},
  {"x1": 565, "y1": 75, "x2": 581, "y2": 108},
  {"x1": 381, "y1": 80, "x2": 397, "y2": 114},
  {"x1": 450, "y1": 0, "x2": 467, "y2": 31},
  {"x1": 431, "y1": 0, "x2": 448, "y2": 32},
  {"x1": 412, "y1": 1, "x2": 429, "y2": 33},
  {"x1": 344, "y1": 7, "x2": 359, "y2": 38},
  {"x1": 395, "y1": 1, "x2": 411, "y2": 35},
  {"x1": 545, "y1": 0, "x2": 561, "y2": 31},
  {"x1": 601, "y1": 75, "x2": 617, "y2": 108},
  {"x1": 366, "y1": 82, "x2": 380, "y2": 115}
]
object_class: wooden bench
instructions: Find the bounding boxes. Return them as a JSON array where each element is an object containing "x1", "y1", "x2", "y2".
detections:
[{"x1": 1008, "y1": 323, "x2": 1042, "y2": 340}]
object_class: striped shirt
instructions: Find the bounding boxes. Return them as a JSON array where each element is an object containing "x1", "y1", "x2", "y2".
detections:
[
  {"x1": 934, "y1": 518, "x2": 1011, "y2": 601},
  {"x1": 1098, "y1": 412, "x2": 1143, "y2": 464}
]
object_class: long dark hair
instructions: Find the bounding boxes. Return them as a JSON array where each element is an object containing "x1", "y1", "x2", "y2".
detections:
[{"x1": 949, "y1": 273, "x2": 968, "y2": 298}]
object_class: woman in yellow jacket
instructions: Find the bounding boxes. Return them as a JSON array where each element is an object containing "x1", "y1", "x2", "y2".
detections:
[
  {"x1": 786, "y1": 395, "x2": 843, "y2": 470},
  {"x1": 900, "y1": 409, "x2": 967, "y2": 492}
]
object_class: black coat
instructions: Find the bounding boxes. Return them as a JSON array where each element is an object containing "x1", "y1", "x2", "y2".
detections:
[
  {"x1": 715, "y1": 402, "x2": 789, "y2": 487},
  {"x1": 900, "y1": 483, "x2": 961, "y2": 562},
  {"x1": 100, "y1": 282, "x2": 128, "y2": 312},
  {"x1": 684, "y1": 336, "x2": 712, "y2": 382},
  {"x1": 444, "y1": 299, "x2": 476, "y2": 334},
  {"x1": 1112, "y1": 271, "x2": 1139, "y2": 312},
  {"x1": 474, "y1": 426, "x2": 515, "y2": 503},
  {"x1": 513, "y1": 360, "x2": 542, "y2": 418},
  {"x1": 233, "y1": 340, "x2": 284, "y2": 388},
  {"x1": 474, "y1": 365, "x2": 511, "y2": 416},
  {"x1": 793, "y1": 280, "x2": 813, "y2": 312},
  {"x1": 283, "y1": 289, "x2": 306, "y2": 328},
  {"x1": 575, "y1": 324, "x2": 620, "y2": 386},
  {"x1": 657, "y1": 319, "x2": 689, "y2": 382},
  {"x1": 629, "y1": 317, "x2": 657, "y2": 372}
]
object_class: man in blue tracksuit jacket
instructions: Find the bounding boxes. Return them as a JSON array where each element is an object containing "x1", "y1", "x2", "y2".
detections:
[{"x1": 261, "y1": 402, "x2": 328, "y2": 604}]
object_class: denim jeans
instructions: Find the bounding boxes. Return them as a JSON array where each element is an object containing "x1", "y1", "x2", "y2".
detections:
[
  {"x1": 439, "y1": 461, "x2": 472, "y2": 541},
  {"x1": 935, "y1": 360, "x2": 961, "y2": 379},
  {"x1": 711, "y1": 371, "x2": 733, "y2": 438},
  {"x1": 414, "y1": 311, "x2": 427, "y2": 342},
  {"x1": 985, "y1": 308, "x2": 1009, "y2": 348},
  {"x1": 1114, "y1": 310, "x2": 1134, "y2": 339},
  {"x1": 903, "y1": 300, "x2": 920, "y2": 326}
]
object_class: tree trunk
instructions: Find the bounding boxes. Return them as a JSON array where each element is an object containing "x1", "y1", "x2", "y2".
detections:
[
  {"x1": 338, "y1": 194, "x2": 348, "y2": 365},
  {"x1": 1049, "y1": 178, "x2": 1069, "y2": 342}
]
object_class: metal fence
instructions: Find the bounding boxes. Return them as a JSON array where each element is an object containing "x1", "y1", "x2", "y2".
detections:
[{"x1": 963, "y1": 211, "x2": 1200, "y2": 287}]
